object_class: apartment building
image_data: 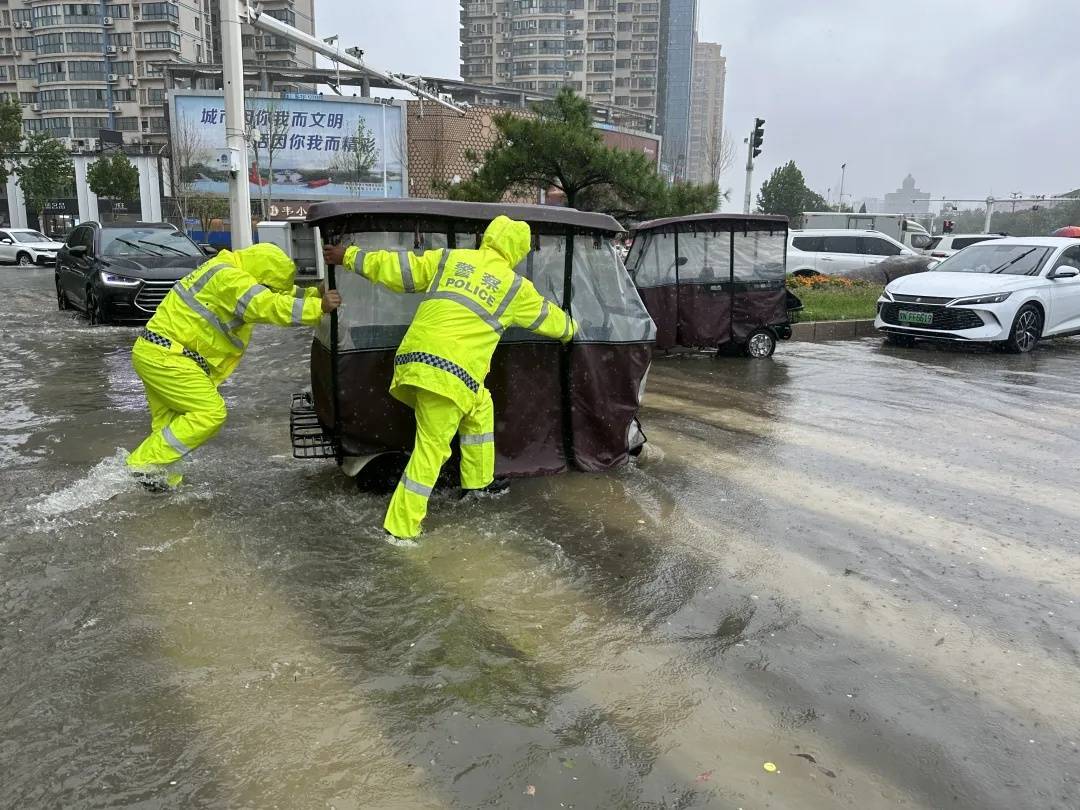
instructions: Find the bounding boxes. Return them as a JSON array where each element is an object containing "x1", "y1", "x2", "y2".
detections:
[
  {"x1": 685, "y1": 39, "x2": 724, "y2": 187},
  {"x1": 0, "y1": 0, "x2": 314, "y2": 151},
  {"x1": 655, "y1": 0, "x2": 695, "y2": 178},
  {"x1": 459, "y1": 0, "x2": 662, "y2": 132},
  {"x1": 0, "y1": 1, "x2": 219, "y2": 148}
]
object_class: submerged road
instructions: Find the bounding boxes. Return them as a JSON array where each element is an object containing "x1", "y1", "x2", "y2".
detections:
[{"x1": 2, "y1": 265, "x2": 1079, "y2": 809}]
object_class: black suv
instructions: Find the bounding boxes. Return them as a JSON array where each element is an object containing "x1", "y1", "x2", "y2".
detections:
[{"x1": 55, "y1": 222, "x2": 215, "y2": 325}]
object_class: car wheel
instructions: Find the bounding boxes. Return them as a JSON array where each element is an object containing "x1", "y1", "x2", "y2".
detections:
[
  {"x1": 1005, "y1": 304, "x2": 1041, "y2": 354},
  {"x1": 85, "y1": 286, "x2": 111, "y2": 326},
  {"x1": 791, "y1": 268, "x2": 819, "y2": 278},
  {"x1": 744, "y1": 329, "x2": 777, "y2": 359},
  {"x1": 16, "y1": 252, "x2": 33, "y2": 267},
  {"x1": 56, "y1": 277, "x2": 70, "y2": 311},
  {"x1": 885, "y1": 333, "x2": 915, "y2": 347}
]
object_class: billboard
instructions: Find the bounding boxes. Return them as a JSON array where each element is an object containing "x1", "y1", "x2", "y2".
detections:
[{"x1": 169, "y1": 91, "x2": 406, "y2": 200}]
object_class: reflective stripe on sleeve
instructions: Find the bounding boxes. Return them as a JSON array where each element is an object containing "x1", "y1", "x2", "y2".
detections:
[
  {"x1": 235, "y1": 283, "x2": 269, "y2": 321},
  {"x1": 559, "y1": 313, "x2": 573, "y2": 341},
  {"x1": 427, "y1": 291, "x2": 504, "y2": 333},
  {"x1": 460, "y1": 432, "x2": 495, "y2": 446},
  {"x1": 291, "y1": 296, "x2": 305, "y2": 326},
  {"x1": 401, "y1": 475, "x2": 433, "y2": 498},
  {"x1": 426, "y1": 249, "x2": 451, "y2": 292},
  {"x1": 161, "y1": 426, "x2": 192, "y2": 456},
  {"x1": 492, "y1": 274, "x2": 522, "y2": 322},
  {"x1": 526, "y1": 300, "x2": 550, "y2": 331},
  {"x1": 397, "y1": 250, "x2": 415, "y2": 293}
]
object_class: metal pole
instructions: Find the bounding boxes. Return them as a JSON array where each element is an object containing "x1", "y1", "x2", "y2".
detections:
[
  {"x1": 838, "y1": 163, "x2": 846, "y2": 211},
  {"x1": 983, "y1": 196, "x2": 994, "y2": 233},
  {"x1": 742, "y1": 130, "x2": 753, "y2": 215},
  {"x1": 221, "y1": 0, "x2": 252, "y2": 248}
]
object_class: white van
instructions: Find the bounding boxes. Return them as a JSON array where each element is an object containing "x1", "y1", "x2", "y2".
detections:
[{"x1": 802, "y1": 212, "x2": 933, "y2": 251}]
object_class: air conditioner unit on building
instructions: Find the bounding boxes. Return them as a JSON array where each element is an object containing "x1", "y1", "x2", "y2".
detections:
[
  {"x1": 31, "y1": 103, "x2": 40, "y2": 112},
  {"x1": 126, "y1": 73, "x2": 135, "y2": 80},
  {"x1": 107, "y1": 73, "x2": 118, "y2": 81},
  {"x1": 121, "y1": 45, "x2": 129, "y2": 52},
  {"x1": 11, "y1": 21, "x2": 21, "y2": 29},
  {"x1": 103, "y1": 15, "x2": 114, "y2": 25},
  {"x1": 129, "y1": 77, "x2": 138, "y2": 85},
  {"x1": 565, "y1": 70, "x2": 573, "y2": 76},
  {"x1": 12, "y1": 49, "x2": 19, "y2": 57},
  {"x1": 107, "y1": 45, "x2": 117, "y2": 54},
  {"x1": 110, "y1": 104, "x2": 121, "y2": 112}
]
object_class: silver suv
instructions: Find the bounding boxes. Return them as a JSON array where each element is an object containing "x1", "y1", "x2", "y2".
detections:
[{"x1": 787, "y1": 229, "x2": 916, "y2": 276}]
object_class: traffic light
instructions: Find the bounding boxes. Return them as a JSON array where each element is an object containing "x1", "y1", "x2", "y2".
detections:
[
  {"x1": 943, "y1": 220, "x2": 954, "y2": 234},
  {"x1": 751, "y1": 118, "x2": 765, "y2": 158}
]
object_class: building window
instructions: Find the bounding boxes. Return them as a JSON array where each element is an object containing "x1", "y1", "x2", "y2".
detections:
[
  {"x1": 148, "y1": 116, "x2": 167, "y2": 133},
  {"x1": 138, "y1": 31, "x2": 181, "y2": 50},
  {"x1": 34, "y1": 33, "x2": 66, "y2": 55},
  {"x1": 18, "y1": 65, "x2": 36, "y2": 79},
  {"x1": 112, "y1": 88, "x2": 135, "y2": 102},
  {"x1": 68, "y1": 60, "x2": 107, "y2": 81},
  {"x1": 24, "y1": 116, "x2": 71, "y2": 136},
  {"x1": 105, "y1": 4, "x2": 131, "y2": 18},
  {"x1": 114, "y1": 116, "x2": 139, "y2": 131},
  {"x1": 66, "y1": 31, "x2": 103, "y2": 52},
  {"x1": 39, "y1": 89, "x2": 70, "y2": 110},
  {"x1": 589, "y1": 59, "x2": 613, "y2": 72},
  {"x1": 139, "y1": 87, "x2": 166, "y2": 105},
  {"x1": 13, "y1": 9, "x2": 33, "y2": 25},
  {"x1": 589, "y1": 39, "x2": 614, "y2": 52},
  {"x1": 538, "y1": 60, "x2": 567, "y2": 74},
  {"x1": 32, "y1": 5, "x2": 65, "y2": 27},
  {"x1": 64, "y1": 4, "x2": 101, "y2": 23},
  {"x1": 15, "y1": 37, "x2": 34, "y2": 52},
  {"x1": 140, "y1": 3, "x2": 179, "y2": 22},
  {"x1": 263, "y1": 8, "x2": 295, "y2": 26},
  {"x1": 20, "y1": 92, "x2": 37, "y2": 104},
  {"x1": 111, "y1": 60, "x2": 134, "y2": 74},
  {"x1": 72, "y1": 116, "x2": 109, "y2": 137},
  {"x1": 70, "y1": 88, "x2": 109, "y2": 108},
  {"x1": 37, "y1": 61, "x2": 68, "y2": 83},
  {"x1": 108, "y1": 33, "x2": 133, "y2": 46}
]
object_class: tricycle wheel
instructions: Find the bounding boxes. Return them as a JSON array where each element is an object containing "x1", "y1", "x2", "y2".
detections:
[{"x1": 744, "y1": 329, "x2": 777, "y2": 358}]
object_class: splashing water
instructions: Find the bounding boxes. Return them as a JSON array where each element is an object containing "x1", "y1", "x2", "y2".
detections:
[{"x1": 29, "y1": 449, "x2": 141, "y2": 517}]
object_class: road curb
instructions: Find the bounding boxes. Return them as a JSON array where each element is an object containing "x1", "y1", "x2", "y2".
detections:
[{"x1": 791, "y1": 319, "x2": 877, "y2": 342}]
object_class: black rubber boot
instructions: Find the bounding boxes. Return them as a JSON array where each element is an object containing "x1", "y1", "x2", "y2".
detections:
[{"x1": 458, "y1": 479, "x2": 510, "y2": 500}]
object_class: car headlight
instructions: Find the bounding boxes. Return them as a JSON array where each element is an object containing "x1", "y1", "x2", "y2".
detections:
[
  {"x1": 950, "y1": 292, "x2": 1012, "y2": 306},
  {"x1": 879, "y1": 289, "x2": 894, "y2": 301},
  {"x1": 100, "y1": 272, "x2": 141, "y2": 287}
]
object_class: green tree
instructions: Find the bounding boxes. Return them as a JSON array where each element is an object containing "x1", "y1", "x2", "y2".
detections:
[
  {"x1": 17, "y1": 133, "x2": 74, "y2": 229},
  {"x1": 756, "y1": 160, "x2": 826, "y2": 224},
  {"x1": 189, "y1": 194, "x2": 229, "y2": 238},
  {"x1": 87, "y1": 153, "x2": 140, "y2": 220},
  {"x1": 330, "y1": 119, "x2": 379, "y2": 196},
  {"x1": 448, "y1": 89, "x2": 717, "y2": 222},
  {"x1": 0, "y1": 99, "x2": 24, "y2": 188}
]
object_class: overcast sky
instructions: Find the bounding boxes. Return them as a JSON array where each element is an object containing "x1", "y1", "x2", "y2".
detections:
[{"x1": 316, "y1": 0, "x2": 1079, "y2": 208}]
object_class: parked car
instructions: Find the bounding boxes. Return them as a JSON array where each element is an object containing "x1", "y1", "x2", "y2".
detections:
[
  {"x1": 923, "y1": 232, "x2": 1005, "y2": 260},
  {"x1": 788, "y1": 229, "x2": 917, "y2": 277},
  {"x1": 875, "y1": 237, "x2": 1080, "y2": 352},
  {"x1": 0, "y1": 227, "x2": 65, "y2": 266},
  {"x1": 55, "y1": 222, "x2": 213, "y2": 325}
]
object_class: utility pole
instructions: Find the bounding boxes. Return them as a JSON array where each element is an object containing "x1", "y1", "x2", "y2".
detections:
[
  {"x1": 221, "y1": 0, "x2": 252, "y2": 248},
  {"x1": 743, "y1": 117, "x2": 764, "y2": 215},
  {"x1": 838, "y1": 163, "x2": 847, "y2": 211}
]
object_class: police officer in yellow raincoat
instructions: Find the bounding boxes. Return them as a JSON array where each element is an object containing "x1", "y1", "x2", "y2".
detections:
[
  {"x1": 323, "y1": 215, "x2": 575, "y2": 540},
  {"x1": 127, "y1": 242, "x2": 341, "y2": 488}
]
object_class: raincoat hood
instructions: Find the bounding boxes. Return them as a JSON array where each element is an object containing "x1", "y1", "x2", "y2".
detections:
[
  {"x1": 228, "y1": 243, "x2": 297, "y2": 291},
  {"x1": 481, "y1": 215, "x2": 531, "y2": 268}
]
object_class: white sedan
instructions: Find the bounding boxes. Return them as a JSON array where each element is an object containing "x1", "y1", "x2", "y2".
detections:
[{"x1": 875, "y1": 237, "x2": 1080, "y2": 352}]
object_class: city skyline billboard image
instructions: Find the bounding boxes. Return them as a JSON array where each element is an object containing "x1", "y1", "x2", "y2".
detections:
[{"x1": 169, "y1": 91, "x2": 406, "y2": 200}]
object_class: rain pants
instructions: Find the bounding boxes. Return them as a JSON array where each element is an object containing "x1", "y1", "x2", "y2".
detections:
[
  {"x1": 342, "y1": 215, "x2": 576, "y2": 539},
  {"x1": 127, "y1": 243, "x2": 324, "y2": 484}
]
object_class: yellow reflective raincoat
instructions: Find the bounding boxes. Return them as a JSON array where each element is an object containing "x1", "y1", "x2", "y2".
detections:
[
  {"x1": 341, "y1": 215, "x2": 576, "y2": 538},
  {"x1": 126, "y1": 243, "x2": 324, "y2": 484}
]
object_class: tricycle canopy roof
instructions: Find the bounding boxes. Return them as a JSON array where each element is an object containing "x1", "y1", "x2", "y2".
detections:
[
  {"x1": 306, "y1": 199, "x2": 623, "y2": 235},
  {"x1": 633, "y1": 212, "x2": 789, "y2": 233}
]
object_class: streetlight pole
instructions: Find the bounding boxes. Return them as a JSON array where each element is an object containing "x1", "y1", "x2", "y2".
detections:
[
  {"x1": 838, "y1": 163, "x2": 846, "y2": 211},
  {"x1": 742, "y1": 133, "x2": 753, "y2": 215}
]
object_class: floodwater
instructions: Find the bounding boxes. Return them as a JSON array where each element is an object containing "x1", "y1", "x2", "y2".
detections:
[{"x1": 3, "y1": 266, "x2": 1080, "y2": 809}]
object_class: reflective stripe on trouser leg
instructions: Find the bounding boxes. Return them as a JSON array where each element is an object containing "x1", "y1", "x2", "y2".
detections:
[
  {"x1": 127, "y1": 341, "x2": 228, "y2": 473},
  {"x1": 458, "y1": 386, "x2": 495, "y2": 490},
  {"x1": 384, "y1": 388, "x2": 465, "y2": 539}
]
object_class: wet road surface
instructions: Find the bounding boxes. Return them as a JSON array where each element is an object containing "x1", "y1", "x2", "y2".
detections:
[{"x1": 2, "y1": 265, "x2": 1079, "y2": 809}]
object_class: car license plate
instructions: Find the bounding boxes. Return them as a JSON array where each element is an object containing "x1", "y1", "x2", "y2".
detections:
[{"x1": 898, "y1": 310, "x2": 933, "y2": 325}]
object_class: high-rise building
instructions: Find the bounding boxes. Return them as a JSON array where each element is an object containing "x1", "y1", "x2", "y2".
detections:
[
  {"x1": 0, "y1": 0, "x2": 219, "y2": 148},
  {"x1": 458, "y1": 0, "x2": 662, "y2": 132},
  {"x1": 209, "y1": 0, "x2": 317, "y2": 90},
  {"x1": 656, "y1": 0, "x2": 696, "y2": 179},
  {"x1": 685, "y1": 39, "x2": 724, "y2": 187}
]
